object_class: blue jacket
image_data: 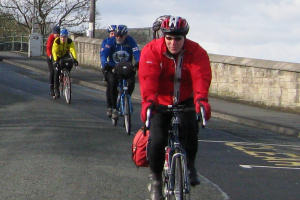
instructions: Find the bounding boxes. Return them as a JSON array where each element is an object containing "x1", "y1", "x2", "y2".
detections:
[
  {"x1": 100, "y1": 35, "x2": 140, "y2": 69},
  {"x1": 101, "y1": 37, "x2": 110, "y2": 49}
]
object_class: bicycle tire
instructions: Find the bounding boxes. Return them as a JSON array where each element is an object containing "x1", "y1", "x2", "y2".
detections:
[
  {"x1": 63, "y1": 71, "x2": 71, "y2": 104},
  {"x1": 163, "y1": 165, "x2": 171, "y2": 200},
  {"x1": 59, "y1": 74, "x2": 63, "y2": 97},
  {"x1": 173, "y1": 156, "x2": 184, "y2": 200},
  {"x1": 124, "y1": 95, "x2": 131, "y2": 135}
]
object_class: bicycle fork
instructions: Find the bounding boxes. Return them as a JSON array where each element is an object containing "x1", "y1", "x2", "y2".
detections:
[{"x1": 164, "y1": 148, "x2": 190, "y2": 196}]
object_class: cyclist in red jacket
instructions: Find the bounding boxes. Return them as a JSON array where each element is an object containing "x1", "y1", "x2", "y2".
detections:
[
  {"x1": 139, "y1": 16, "x2": 212, "y2": 200},
  {"x1": 46, "y1": 25, "x2": 60, "y2": 97}
]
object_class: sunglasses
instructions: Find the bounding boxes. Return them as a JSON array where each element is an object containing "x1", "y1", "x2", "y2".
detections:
[
  {"x1": 165, "y1": 36, "x2": 184, "y2": 41},
  {"x1": 115, "y1": 34, "x2": 125, "y2": 38}
]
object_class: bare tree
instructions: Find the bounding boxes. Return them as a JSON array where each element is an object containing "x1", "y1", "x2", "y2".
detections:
[
  {"x1": 0, "y1": 0, "x2": 92, "y2": 36},
  {"x1": 0, "y1": 12, "x2": 27, "y2": 37}
]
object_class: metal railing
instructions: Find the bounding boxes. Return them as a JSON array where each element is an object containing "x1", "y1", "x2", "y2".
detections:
[
  {"x1": 0, "y1": 35, "x2": 47, "y2": 55},
  {"x1": 0, "y1": 36, "x2": 29, "y2": 51}
]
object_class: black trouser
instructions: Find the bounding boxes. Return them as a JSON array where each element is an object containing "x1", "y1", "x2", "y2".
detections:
[
  {"x1": 147, "y1": 98, "x2": 199, "y2": 174},
  {"x1": 53, "y1": 67, "x2": 60, "y2": 90},
  {"x1": 105, "y1": 71, "x2": 118, "y2": 109},
  {"x1": 46, "y1": 57, "x2": 54, "y2": 86},
  {"x1": 104, "y1": 70, "x2": 135, "y2": 109}
]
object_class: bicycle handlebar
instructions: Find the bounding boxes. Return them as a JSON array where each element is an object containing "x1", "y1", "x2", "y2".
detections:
[
  {"x1": 144, "y1": 104, "x2": 206, "y2": 131},
  {"x1": 55, "y1": 56, "x2": 79, "y2": 71},
  {"x1": 145, "y1": 104, "x2": 185, "y2": 130},
  {"x1": 196, "y1": 106, "x2": 206, "y2": 128},
  {"x1": 145, "y1": 108, "x2": 152, "y2": 129}
]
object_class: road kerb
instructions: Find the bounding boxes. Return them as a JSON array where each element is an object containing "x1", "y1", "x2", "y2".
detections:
[{"x1": 212, "y1": 112, "x2": 300, "y2": 138}]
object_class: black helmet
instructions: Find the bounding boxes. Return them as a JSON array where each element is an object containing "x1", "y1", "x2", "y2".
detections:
[{"x1": 52, "y1": 25, "x2": 60, "y2": 34}]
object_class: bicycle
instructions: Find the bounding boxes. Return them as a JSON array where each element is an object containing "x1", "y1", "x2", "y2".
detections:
[
  {"x1": 145, "y1": 104, "x2": 206, "y2": 200},
  {"x1": 112, "y1": 62, "x2": 135, "y2": 135},
  {"x1": 55, "y1": 56, "x2": 75, "y2": 104}
]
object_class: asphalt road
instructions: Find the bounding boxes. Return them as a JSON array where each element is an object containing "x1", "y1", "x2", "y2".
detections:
[{"x1": 0, "y1": 61, "x2": 300, "y2": 200}]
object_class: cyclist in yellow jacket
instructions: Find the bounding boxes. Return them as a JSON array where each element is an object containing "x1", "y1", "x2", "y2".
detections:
[{"x1": 52, "y1": 28, "x2": 78, "y2": 98}]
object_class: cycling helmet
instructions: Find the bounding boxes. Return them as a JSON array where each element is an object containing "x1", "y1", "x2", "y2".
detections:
[
  {"x1": 152, "y1": 15, "x2": 170, "y2": 32},
  {"x1": 161, "y1": 16, "x2": 189, "y2": 36},
  {"x1": 60, "y1": 28, "x2": 69, "y2": 37},
  {"x1": 115, "y1": 25, "x2": 128, "y2": 36},
  {"x1": 52, "y1": 25, "x2": 60, "y2": 34},
  {"x1": 107, "y1": 25, "x2": 117, "y2": 33}
]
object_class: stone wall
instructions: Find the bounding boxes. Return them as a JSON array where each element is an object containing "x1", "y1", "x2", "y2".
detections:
[
  {"x1": 73, "y1": 36, "x2": 300, "y2": 112},
  {"x1": 209, "y1": 54, "x2": 300, "y2": 112},
  {"x1": 73, "y1": 36, "x2": 102, "y2": 68}
]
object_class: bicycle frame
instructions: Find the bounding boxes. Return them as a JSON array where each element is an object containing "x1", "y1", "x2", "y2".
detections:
[
  {"x1": 145, "y1": 103, "x2": 206, "y2": 199},
  {"x1": 145, "y1": 105, "x2": 191, "y2": 199},
  {"x1": 164, "y1": 106, "x2": 190, "y2": 198},
  {"x1": 58, "y1": 56, "x2": 73, "y2": 104},
  {"x1": 113, "y1": 78, "x2": 133, "y2": 134},
  {"x1": 116, "y1": 79, "x2": 133, "y2": 115}
]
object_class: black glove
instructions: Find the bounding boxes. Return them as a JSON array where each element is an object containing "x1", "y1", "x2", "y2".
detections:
[
  {"x1": 53, "y1": 61, "x2": 60, "y2": 70},
  {"x1": 74, "y1": 59, "x2": 78, "y2": 66},
  {"x1": 102, "y1": 63, "x2": 111, "y2": 72}
]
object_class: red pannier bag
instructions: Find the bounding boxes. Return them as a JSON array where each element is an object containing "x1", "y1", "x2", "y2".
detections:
[{"x1": 132, "y1": 128, "x2": 149, "y2": 167}]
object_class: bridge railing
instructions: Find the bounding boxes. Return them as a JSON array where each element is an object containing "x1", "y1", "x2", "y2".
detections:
[
  {"x1": 0, "y1": 36, "x2": 29, "y2": 52},
  {"x1": 0, "y1": 35, "x2": 48, "y2": 55}
]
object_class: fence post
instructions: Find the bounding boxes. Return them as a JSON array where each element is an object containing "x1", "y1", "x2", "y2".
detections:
[{"x1": 20, "y1": 36, "x2": 24, "y2": 51}]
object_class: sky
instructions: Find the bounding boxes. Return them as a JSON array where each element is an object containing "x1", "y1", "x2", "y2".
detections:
[{"x1": 96, "y1": 0, "x2": 300, "y2": 64}]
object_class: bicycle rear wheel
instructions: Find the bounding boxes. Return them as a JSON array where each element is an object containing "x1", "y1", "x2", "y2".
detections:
[
  {"x1": 63, "y1": 71, "x2": 71, "y2": 104},
  {"x1": 124, "y1": 95, "x2": 131, "y2": 135}
]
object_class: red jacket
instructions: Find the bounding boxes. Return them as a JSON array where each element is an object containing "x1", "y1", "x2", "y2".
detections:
[
  {"x1": 46, "y1": 34, "x2": 56, "y2": 58},
  {"x1": 138, "y1": 37, "x2": 212, "y2": 121}
]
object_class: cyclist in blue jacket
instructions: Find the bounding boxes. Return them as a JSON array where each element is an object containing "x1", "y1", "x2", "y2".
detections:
[
  {"x1": 100, "y1": 25, "x2": 140, "y2": 119},
  {"x1": 101, "y1": 25, "x2": 116, "y2": 52},
  {"x1": 100, "y1": 25, "x2": 116, "y2": 81}
]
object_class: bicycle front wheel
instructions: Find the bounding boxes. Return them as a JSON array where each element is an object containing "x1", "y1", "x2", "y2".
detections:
[
  {"x1": 63, "y1": 71, "x2": 71, "y2": 104},
  {"x1": 124, "y1": 95, "x2": 131, "y2": 135},
  {"x1": 59, "y1": 74, "x2": 63, "y2": 97},
  {"x1": 163, "y1": 166, "x2": 171, "y2": 200},
  {"x1": 172, "y1": 156, "x2": 184, "y2": 200}
]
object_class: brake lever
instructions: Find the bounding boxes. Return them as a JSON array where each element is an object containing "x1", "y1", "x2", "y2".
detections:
[
  {"x1": 145, "y1": 108, "x2": 151, "y2": 129},
  {"x1": 196, "y1": 106, "x2": 206, "y2": 128},
  {"x1": 200, "y1": 106, "x2": 206, "y2": 128}
]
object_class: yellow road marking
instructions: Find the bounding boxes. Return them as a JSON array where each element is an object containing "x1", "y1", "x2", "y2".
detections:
[{"x1": 226, "y1": 142, "x2": 300, "y2": 167}]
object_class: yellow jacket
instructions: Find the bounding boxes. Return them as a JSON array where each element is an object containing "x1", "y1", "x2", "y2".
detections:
[{"x1": 52, "y1": 37, "x2": 77, "y2": 61}]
